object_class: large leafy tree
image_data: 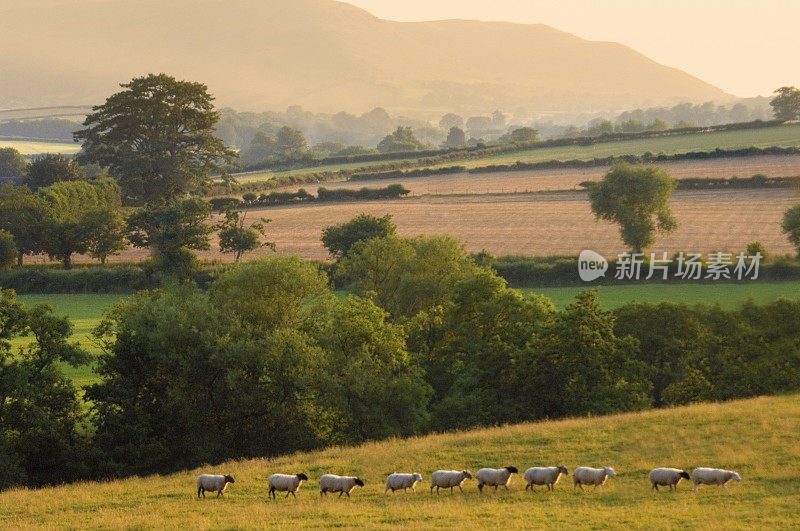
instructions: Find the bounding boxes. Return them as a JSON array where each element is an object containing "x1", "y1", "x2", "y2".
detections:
[
  {"x1": 321, "y1": 213, "x2": 396, "y2": 259},
  {"x1": 377, "y1": 126, "x2": 427, "y2": 153},
  {"x1": 588, "y1": 162, "x2": 677, "y2": 252},
  {"x1": 770, "y1": 86, "x2": 800, "y2": 121},
  {"x1": 217, "y1": 207, "x2": 274, "y2": 261},
  {"x1": 781, "y1": 204, "x2": 800, "y2": 256},
  {"x1": 75, "y1": 73, "x2": 237, "y2": 205},
  {"x1": 127, "y1": 197, "x2": 212, "y2": 277}
]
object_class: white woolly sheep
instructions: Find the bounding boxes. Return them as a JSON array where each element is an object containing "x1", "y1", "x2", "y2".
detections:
[
  {"x1": 524, "y1": 466, "x2": 569, "y2": 492},
  {"x1": 196, "y1": 474, "x2": 235, "y2": 498},
  {"x1": 648, "y1": 468, "x2": 690, "y2": 491},
  {"x1": 476, "y1": 466, "x2": 519, "y2": 492},
  {"x1": 572, "y1": 467, "x2": 615, "y2": 492},
  {"x1": 385, "y1": 473, "x2": 423, "y2": 495},
  {"x1": 268, "y1": 473, "x2": 309, "y2": 499},
  {"x1": 691, "y1": 468, "x2": 741, "y2": 492},
  {"x1": 430, "y1": 470, "x2": 473, "y2": 494},
  {"x1": 319, "y1": 474, "x2": 365, "y2": 497}
]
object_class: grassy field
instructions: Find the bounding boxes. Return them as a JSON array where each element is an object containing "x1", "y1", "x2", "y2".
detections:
[
  {"x1": 525, "y1": 281, "x2": 800, "y2": 309},
  {"x1": 0, "y1": 393, "x2": 797, "y2": 528},
  {"x1": 229, "y1": 123, "x2": 800, "y2": 184},
  {"x1": 0, "y1": 138, "x2": 81, "y2": 156}
]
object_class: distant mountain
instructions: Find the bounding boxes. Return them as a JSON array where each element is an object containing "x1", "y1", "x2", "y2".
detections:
[{"x1": 0, "y1": 0, "x2": 732, "y2": 116}]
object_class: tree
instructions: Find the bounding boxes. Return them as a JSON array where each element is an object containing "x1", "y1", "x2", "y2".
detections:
[
  {"x1": 442, "y1": 127, "x2": 466, "y2": 149},
  {"x1": 74, "y1": 73, "x2": 238, "y2": 205},
  {"x1": 0, "y1": 289, "x2": 91, "y2": 488},
  {"x1": 38, "y1": 179, "x2": 123, "y2": 269},
  {"x1": 274, "y1": 126, "x2": 307, "y2": 157},
  {"x1": 24, "y1": 154, "x2": 85, "y2": 191},
  {"x1": 498, "y1": 127, "x2": 539, "y2": 144},
  {"x1": 781, "y1": 205, "x2": 800, "y2": 256},
  {"x1": 465, "y1": 116, "x2": 492, "y2": 131},
  {"x1": 0, "y1": 183, "x2": 51, "y2": 265},
  {"x1": 588, "y1": 163, "x2": 677, "y2": 252},
  {"x1": 0, "y1": 229, "x2": 17, "y2": 270},
  {"x1": 127, "y1": 197, "x2": 212, "y2": 277},
  {"x1": 587, "y1": 119, "x2": 614, "y2": 136},
  {"x1": 83, "y1": 208, "x2": 129, "y2": 265},
  {"x1": 0, "y1": 147, "x2": 27, "y2": 179},
  {"x1": 321, "y1": 213, "x2": 396, "y2": 259},
  {"x1": 377, "y1": 126, "x2": 426, "y2": 153},
  {"x1": 438, "y1": 113, "x2": 464, "y2": 131},
  {"x1": 217, "y1": 207, "x2": 274, "y2": 261},
  {"x1": 645, "y1": 119, "x2": 670, "y2": 132},
  {"x1": 770, "y1": 86, "x2": 800, "y2": 121},
  {"x1": 491, "y1": 110, "x2": 506, "y2": 129}
]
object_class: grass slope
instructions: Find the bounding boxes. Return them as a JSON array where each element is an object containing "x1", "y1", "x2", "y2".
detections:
[{"x1": 1, "y1": 394, "x2": 798, "y2": 528}]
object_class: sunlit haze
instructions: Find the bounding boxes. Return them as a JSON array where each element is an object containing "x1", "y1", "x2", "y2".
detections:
[{"x1": 346, "y1": 0, "x2": 800, "y2": 97}]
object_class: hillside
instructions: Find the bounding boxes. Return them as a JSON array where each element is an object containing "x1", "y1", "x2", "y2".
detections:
[
  {"x1": 0, "y1": 394, "x2": 797, "y2": 527},
  {"x1": 0, "y1": 0, "x2": 730, "y2": 115}
]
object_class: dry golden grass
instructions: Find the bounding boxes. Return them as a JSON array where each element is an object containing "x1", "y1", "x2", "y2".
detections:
[
  {"x1": 267, "y1": 154, "x2": 800, "y2": 196},
  {"x1": 1, "y1": 394, "x2": 798, "y2": 529}
]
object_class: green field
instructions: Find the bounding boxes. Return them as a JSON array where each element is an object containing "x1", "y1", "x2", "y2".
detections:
[
  {"x1": 0, "y1": 138, "x2": 81, "y2": 156},
  {"x1": 0, "y1": 393, "x2": 796, "y2": 528},
  {"x1": 229, "y1": 123, "x2": 800, "y2": 185},
  {"x1": 524, "y1": 281, "x2": 800, "y2": 309}
]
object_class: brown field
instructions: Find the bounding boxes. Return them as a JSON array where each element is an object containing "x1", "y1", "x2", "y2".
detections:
[
  {"x1": 265, "y1": 154, "x2": 800, "y2": 197},
  {"x1": 44, "y1": 186, "x2": 796, "y2": 265}
]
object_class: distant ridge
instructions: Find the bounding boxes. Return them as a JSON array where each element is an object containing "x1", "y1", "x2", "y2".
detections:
[{"x1": 0, "y1": 0, "x2": 732, "y2": 116}]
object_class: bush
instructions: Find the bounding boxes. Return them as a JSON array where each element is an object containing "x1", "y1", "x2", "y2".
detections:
[{"x1": 0, "y1": 264, "x2": 154, "y2": 293}]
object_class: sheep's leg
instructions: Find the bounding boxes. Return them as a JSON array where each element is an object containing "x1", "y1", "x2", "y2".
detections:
[
  {"x1": 458, "y1": 485, "x2": 464, "y2": 494},
  {"x1": 503, "y1": 484, "x2": 508, "y2": 490},
  {"x1": 723, "y1": 483, "x2": 729, "y2": 491},
  {"x1": 652, "y1": 483, "x2": 658, "y2": 491},
  {"x1": 285, "y1": 491, "x2": 291, "y2": 498},
  {"x1": 693, "y1": 483, "x2": 699, "y2": 493}
]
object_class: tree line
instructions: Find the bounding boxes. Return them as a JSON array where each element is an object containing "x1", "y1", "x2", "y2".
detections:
[{"x1": 3, "y1": 226, "x2": 800, "y2": 489}]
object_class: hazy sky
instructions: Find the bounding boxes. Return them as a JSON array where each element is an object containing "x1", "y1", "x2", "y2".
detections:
[{"x1": 345, "y1": 0, "x2": 798, "y2": 98}]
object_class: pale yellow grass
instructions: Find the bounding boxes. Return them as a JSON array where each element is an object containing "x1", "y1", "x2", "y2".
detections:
[{"x1": 0, "y1": 394, "x2": 798, "y2": 529}]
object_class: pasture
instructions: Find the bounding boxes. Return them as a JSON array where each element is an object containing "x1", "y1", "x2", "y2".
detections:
[
  {"x1": 0, "y1": 393, "x2": 797, "y2": 528},
  {"x1": 0, "y1": 138, "x2": 81, "y2": 156},
  {"x1": 229, "y1": 123, "x2": 800, "y2": 184}
]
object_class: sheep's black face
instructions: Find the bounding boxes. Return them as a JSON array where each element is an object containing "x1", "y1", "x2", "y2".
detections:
[
  {"x1": 463, "y1": 471, "x2": 472, "y2": 479},
  {"x1": 559, "y1": 466, "x2": 569, "y2": 475},
  {"x1": 354, "y1": 478, "x2": 364, "y2": 487},
  {"x1": 225, "y1": 475, "x2": 235, "y2": 483},
  {"x1": 679, "y1": 471, "x2": 690, "y2": 480},
  {"x1": 297, "y1": 473, "x2": 308, "y2": 481},
  {"x1": 506, "y1": 466, "x2": 519, "y2": 474}
]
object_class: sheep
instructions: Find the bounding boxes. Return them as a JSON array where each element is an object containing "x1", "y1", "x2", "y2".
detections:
[
  {"x1": 319, "y1": 474, "x2": 365, "y2": 497},
  {"x1": 691, "y1": 468, "x2": 741, "y2": 492},
  {"x1": 385, "y1": 473, "x2": 423, "y2": 495},
  {"x1": 268, "y1": 473, "x2": 309, "y2": 499},
  {"x1": 430, "y1": 470, "x2": 472, "y2": 494},
  {"x1": 196, "y1": 474, "x2": 235, "y2": 498},
  {"x1": 572, "y1": 467, "x2": 615, "y2": 492},
  {"x1": 523, "y1": 466, "x2": 569, "y2": 492},
  {"x1": 648, "y1": 468, "x2": 690, "y2": 491},
  {"x1": 476, "y1": 466, "x2": 519, "y2": 492}
]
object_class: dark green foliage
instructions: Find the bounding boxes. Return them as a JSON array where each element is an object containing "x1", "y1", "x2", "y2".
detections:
[
  {"x1": 0, "y1": 183, "x2": 51, "y2": 265},
  {"x1": 128, "y1": 197, "x2": 212, "y2": 278},
  {"x1": 0, "y1": 264, "x2": 153, "y2": 293},
  {"x1": 316, "y1": 183, "x2": 409, "y2": 202},
  {"x1": 782, "y1": 205, "x2": 800, "y2": 256},
  {"x1": 443, "y1": 127, "x2": 466, "y2": 149},
  {"x1": 770, "y1": 86, "x2": 800, "y2": 121},
  {"x1": 0, "y1": 289, "x2": 91, "y2": 489},
  {"x1": 350, "y1": 166, "x2": 465, "y2": 181},
  {"x1": 0, "y1": 147, "x2": 28, "y2": 179},
  {"x1": 588, "y1": 163, "x2": 677, "y2": 252},
  {"x1": 75, "y1": 74, "x2": 238, "y2": 205},
  {"x1": 24, "y1": 153, "x2": 86, "y2": 191},
  {"x1": 321, "y1": 213, "x2": 396, "y2": 259},
  {"x1": 0, "y1": 230, "x2": 18, "y2": 270}
]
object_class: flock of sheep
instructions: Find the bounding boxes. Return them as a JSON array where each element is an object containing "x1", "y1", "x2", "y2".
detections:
[{"x1": 196, "y1": 466, "x2": 741, "y2": 499}]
